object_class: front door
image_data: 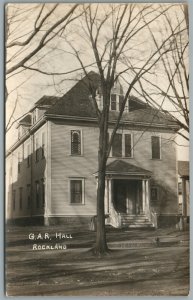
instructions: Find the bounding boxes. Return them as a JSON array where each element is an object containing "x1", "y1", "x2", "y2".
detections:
[{"x1": 114, "y1": 180, "x2": 141, "y2": 214}]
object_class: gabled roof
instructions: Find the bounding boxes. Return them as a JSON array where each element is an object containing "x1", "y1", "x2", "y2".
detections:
[
  {"x1": 106, "y1": 160, "x2": 152, "y2": 176},
  {"x1": 178, "y1": 161, "x2": 189, "y2": 177}
]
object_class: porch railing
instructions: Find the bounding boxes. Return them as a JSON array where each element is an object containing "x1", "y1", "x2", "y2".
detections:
[
  {"x1": 149, "y1": 209, "x2": 158, "y2": 228},
  {"x1": 107, "y1": 202, "x2": 121, "y2": 228}
]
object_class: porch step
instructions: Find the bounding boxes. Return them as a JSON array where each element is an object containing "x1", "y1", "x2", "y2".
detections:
[{"x1": 120, "y1": 214, "x2": 154, "y2": 228}]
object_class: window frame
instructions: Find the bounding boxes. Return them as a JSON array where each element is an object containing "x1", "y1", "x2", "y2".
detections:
[
  {"x1": 12, "y1": 190, "x2": 16, "y2": 211},
  {"x1": 70, "y1": 130, "x2": 83, "y2": 156},
  {"x1": 110, "y1": 94, "x2": 117, "y2": 111},
  {"x1": 18, "y1": 152, "x2": 21, "y2": 173},
  {"x1": 41, "y1": 178, "x2": 45, "y2": 208},
  {"x1": 27, "y1": 184, "x2": 31, "y2": 209},
  {"x1": 112, "y1": 133, "x2": 122, "y2": 157},
  {"x1": 19, "y1": 187, "x2": 23, "y2": 210},
  {"x1": 35, "y1": 137, "x2": 39, "y2": 162},
  {"x1": 150, "y1": 186, "x2": 159, "y2": 202},
  {"x1": 151, "y1": 135, "x2": 161, "y2": 160},
  {"x1": 124, "y1": 133, "x2": 133, "y2": 158},
  {"x1": 69, "y1": 178, "x2": 85, "y2": 205},
  {"x1": 27, "y1": 144, "x2": 31, "y2": 167},
  {"x1": 41, "y1": 132, "x2": 45, "y2": 159},
  {"x1": 35, "y1": 181, "x2": 40, "y2": 208},
  {"x1": 109, "y1": 131, "x2": 134, "y2": 158}
]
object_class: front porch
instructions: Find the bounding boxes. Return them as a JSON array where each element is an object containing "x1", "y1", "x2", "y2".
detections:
[{"x1": 104, "y1": 160, "x2": 156, "y2": 228}]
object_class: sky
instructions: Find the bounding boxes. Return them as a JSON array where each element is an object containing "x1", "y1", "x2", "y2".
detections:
[{"x1": 5, "y1": 3, "x2": 189, "y2": 161}]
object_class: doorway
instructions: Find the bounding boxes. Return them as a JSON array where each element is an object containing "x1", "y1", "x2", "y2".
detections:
[{"x1": 113, "y1": 179, "x2": 142, "y2": 214}]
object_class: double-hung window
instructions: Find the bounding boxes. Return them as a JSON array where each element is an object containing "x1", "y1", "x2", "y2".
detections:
[
  {"x1": 151, "y1": 136, "x2": 161, "y2": 159},
  {"x1": 71, "y1": 130, "x2": 81, "y2": 155},
  {"x1": 41, "y1": 132, "x2": 45, "y2": 159},
  {"x1": 125, "y1": 134, "x2": 132, "y2": 157},
  {"x1": 70, "y1": 179, "x2": 84, "y2": 204},
  {"x1": 112, "y1": 133, "x2": 122, "y2": 157},
  {"x1": 111, "y1": 94, "x2": 116, "y2": 111},
  {"x1": 111, "y1": 133, "x2": 133, "y2": 158},
  {"x1": 35, "y1": 181, "x2": 40, "y2": 208},
  {"x1": 151, "y1": 186, "x2": 159, "y2": 202},
  {"x1": 27, "y1": 144, "x2": 30, "y2": 167},
  {"x1": 12, "y1": 190, "x2": 16, "y2": 211},
  {"x1": 27, "y1": 184, "x2": 31, "y2": 209},
  {"x1": 19, "y1": 187, "x2": 23, "y2": 210},
  {"x1": 119, "y1": 95, "x2": 124, "y2": 111},
  {"x1": 35, "y1": 138, "x2": 39, "y2": 162}
]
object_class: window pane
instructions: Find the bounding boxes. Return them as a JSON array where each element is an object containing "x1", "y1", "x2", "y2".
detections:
[
  {"x1": 35, "y1": 138, "x2": 39, "y2": 161},
  {"x1": 119, "y1": 95, "x2": 124, "y2": 111},
  {"x1": 27, "y1": 185, "x2": 31, "y2": 209},
  {"x1": 71, "y1": 180, "x2": 82, "y2": 203},
  {"x1": 12, "y1": 190, "x2": 16, "y2": 211},
  {"x1": 151, "y1": 136, "x2": 160, "y2": 159},
  {"x1": 36, "y1": 182, "x2": 40, "y2": 208},
  {"x1": 71, "y1": 131, "x2": 81, "y2": 155},
  {"x1": 151, "y1": 187, "x2": 158, "y2": 201},
  {"x1": 112, "y1": 133, "x2": 122, "y2": 157},
  {"x1": 125, "y1": 134, "x2": 132, "y2": 157},
  {"x1": 42, "y1": 132, "x2": 45, "y2": 158},
  {"x1": 111, "y1": 94, "x2": 116, "y2": 111},
  {"x1": 19, "y1": 188, "x2": 22, "y2": 210},
  {"x1": 27, "y1": 145, "x2": 30, "y2": 167}
]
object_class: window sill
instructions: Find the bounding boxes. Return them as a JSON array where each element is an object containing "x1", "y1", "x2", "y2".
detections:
[
  {"x1": 151, "y1": 158, "x2": 162, "y2": 161},
  {"x1": 109, "y1": 156, "x2": 134, "y2": 159},
  {"x1": 69, "y1": 154, "x2": 84, "y2": 157},
  {"x1": 69, "y1": 203, "x2": 85, "y2": 205}
]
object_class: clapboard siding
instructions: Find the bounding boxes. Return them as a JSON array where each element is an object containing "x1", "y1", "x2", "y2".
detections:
[
  {"x1": 49, "y1": 121, "x2": 178, "y2": 216},
  {"x1": 50, "y1": 122, "x2": 98, "y2": 215}
]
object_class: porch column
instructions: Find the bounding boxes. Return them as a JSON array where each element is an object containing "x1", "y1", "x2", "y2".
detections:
[
  {"x1": 142, "y1": 179, "x2": 146, "y2": 213},
  {"x1": 145, "y1": 179, "x2": 150, "y2": 214}
]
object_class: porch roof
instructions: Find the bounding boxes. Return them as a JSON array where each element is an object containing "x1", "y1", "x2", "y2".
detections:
[{"x1": 106, "y1": 160, "x2": 152, "y2": 176}]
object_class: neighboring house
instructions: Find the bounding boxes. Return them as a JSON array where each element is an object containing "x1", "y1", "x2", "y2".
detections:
[
  {"x1": 6, "y1": 72, "x2": 180, "y2": 228},
  {"x1": 178, "y1": 161, "x2": 189, "y2": 220}
]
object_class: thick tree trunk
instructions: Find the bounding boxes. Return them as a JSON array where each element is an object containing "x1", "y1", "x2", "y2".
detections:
[
  {"x1": 94, "y1": 167, "x2": 108, "y2": 255},
  {"x1": 93, "y1": 127, "x2": 109, "y2": 256}
]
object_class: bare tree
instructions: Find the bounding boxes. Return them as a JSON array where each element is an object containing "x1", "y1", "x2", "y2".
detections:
[
  {"x1": 126, "y1": 4, "x2": 189, "y2": 141},
  {"x1": 6, "y1": 4, "x2": 188, "y2": 255},
  {"x1": 6, "y1": 3, "x2": 80, "y2": 131},
  {"x1": 61, "y1": 4, "x2": 185, "y2": 255}
]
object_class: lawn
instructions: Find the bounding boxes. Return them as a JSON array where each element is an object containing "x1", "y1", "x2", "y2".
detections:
[{"x1": 5, "y1": 225, "x2": 189, "y2": 296}]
